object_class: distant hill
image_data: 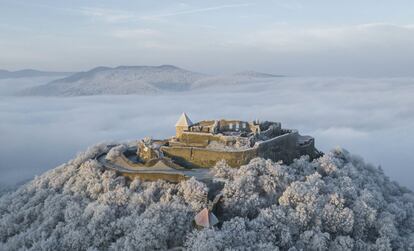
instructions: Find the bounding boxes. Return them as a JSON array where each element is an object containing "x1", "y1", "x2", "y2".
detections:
[
  {"x1": 18, "y1": 65, "x2": 284, "y2": 96},
  {"x1": 233, "y1": 70, "x2": 284, "y2": 78},
  {"x1": 19, "y1": 65, "x2": 207, "y2": 96},
  {"x1": 0, "y1": 69, "x2": 73, "y2": 79},
  {"x1": 191, "y1": 71, "x2": 283, "y2": 89}
]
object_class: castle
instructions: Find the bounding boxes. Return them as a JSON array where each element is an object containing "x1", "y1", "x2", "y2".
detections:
[
  {"x1": 96, "y1": 114, "x2": 321, "y2": 227},
  {"x1": 135, "y1": 113, "x2": 319, "y2": 170}
]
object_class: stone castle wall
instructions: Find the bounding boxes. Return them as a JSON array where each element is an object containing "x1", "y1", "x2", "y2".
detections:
[
  {"x1": 134, "y1": 118, "x2": 318, "y2": 170},
  {"x1": 161, "y1": 130, "x2": 303, "y2": 168},
  {"x1": 160, "y1": 145, "x2": 258, "y2": 168},
  {"x1": 297, "y1": 138, "x2": 317, "y2": 157},
  {"x1": 257, "y1": 130, "x2": 300, "y2": 164},
  {"x1": 188, "y1": 119, "x2": 263, "y2": 134},
  {"x1": 217, "y1": 119, "x2": 251, "y2": 132},
  {"x1": 175, "y1": 131, "x2": 251, "y2": 148},
  {"x1": 178, "y1": 132, "x2": 223, "y2": 147}
]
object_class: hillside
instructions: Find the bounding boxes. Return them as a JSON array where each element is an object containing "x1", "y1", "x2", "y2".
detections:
[
  {"x1": 191, "y1": 71, "x2": 283, "y2": 89},
  {"x1": 0, "y1": 143, "x2": 413, "y2": 250},
  {"x1": 0, "y1": 69, "x2": 72, "y2": 79},
  {"x1": 18, "y1": 66, "x2": 284, "y2": 96},
  {"x1": 19, "y1": 65, "x2": 206, "y2": 96}
]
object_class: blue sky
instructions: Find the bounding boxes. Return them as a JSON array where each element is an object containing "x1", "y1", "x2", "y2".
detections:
[{"x1": 1, "y1": 0, "x2": 414, "y2": 76}]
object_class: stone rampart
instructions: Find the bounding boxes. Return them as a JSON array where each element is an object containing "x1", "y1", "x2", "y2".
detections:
[
  {"x1": 178, "y1": 131, "x2": 251, "y2": 148},
  {"x1": 179, "y1": 132, "x2": 222, "y2": 147},
  {"x1": 257, "y1": 130, "x2": 299, "y2": 163},
  {"x1": 297, "y1": 138, "x2": 317, "y2": 157},
  {"x1": 161, "y1": 145, "x2": 258, "y2": 168},
  {"x1": 161, "y1": 130, "x2": 301, "y2": 168}
]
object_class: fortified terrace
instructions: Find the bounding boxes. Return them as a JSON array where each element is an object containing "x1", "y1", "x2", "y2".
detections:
[{"x1": 98, "y1": 113, "x2": 322, "y2": 183}]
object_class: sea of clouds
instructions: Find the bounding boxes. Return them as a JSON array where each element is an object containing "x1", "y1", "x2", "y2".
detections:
[{"x1": 0, "y1": 76, "x2": 413, "y2": 190}]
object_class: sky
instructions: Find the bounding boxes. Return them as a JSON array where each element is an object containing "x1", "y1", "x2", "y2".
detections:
[{"x1": 1, "y1": 0, "x2": 414, "y2": 76}]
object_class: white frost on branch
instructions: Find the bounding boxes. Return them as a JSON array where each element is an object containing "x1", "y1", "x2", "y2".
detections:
[
  {"x1": 0, "y1": 144, "x2": 413, "y2": 250},
  {"x1": 105, "y1": 144, "x2": 127, "y2": 162}
]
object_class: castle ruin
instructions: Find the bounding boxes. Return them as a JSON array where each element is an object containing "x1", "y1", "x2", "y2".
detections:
[
  {"x1": 136, "y1": 113, "x2": 319, "y2": 169},
  {"x1": 97, "y1": 113, "x2": 322, "y2": 226}
]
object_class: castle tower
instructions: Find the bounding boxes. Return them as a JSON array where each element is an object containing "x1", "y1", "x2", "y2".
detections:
[
  {"x1": 175, "y1": 113, "x2": 193, "y2": 138},
  {"x1": 137, "y1": 139, "x2": 158, "y2": 162}
]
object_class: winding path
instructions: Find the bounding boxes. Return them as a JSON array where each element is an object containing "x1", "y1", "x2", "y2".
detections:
[{"x1": 96, "y1": 152, "x2": 213, "y2": 182}]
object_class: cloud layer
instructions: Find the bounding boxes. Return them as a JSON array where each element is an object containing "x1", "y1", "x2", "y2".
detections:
[{"x1": 0, "y1": 76, "x2": 413, "y2": 189}]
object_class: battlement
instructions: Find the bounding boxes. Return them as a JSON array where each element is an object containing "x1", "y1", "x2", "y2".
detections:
[{"x1": 178, "y1": 117, "x2": 280, "y2": 137}]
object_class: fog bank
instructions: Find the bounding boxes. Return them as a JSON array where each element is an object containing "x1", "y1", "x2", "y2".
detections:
[{"x1": 0, "y1": 76, "x2": 413, "y2": 189}]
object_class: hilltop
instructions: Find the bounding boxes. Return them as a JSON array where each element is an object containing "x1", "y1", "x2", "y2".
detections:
[{"x1": 0, "y1": 143, "x2": 412, "y2": 250}]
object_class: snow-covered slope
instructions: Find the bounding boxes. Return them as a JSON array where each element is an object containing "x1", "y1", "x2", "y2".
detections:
[
  {"x1": 0, "y1": 143, "x2": 413, "y2": 250},
  {"x1": 191, "y1": 71, "x2": 283, "y2": 89},
  {"x1": 19, "y1": 65, "x2": 206, "y2": 96},
  {"x1": 18, "y1": 66, "x2": 284, "y2": 96}
]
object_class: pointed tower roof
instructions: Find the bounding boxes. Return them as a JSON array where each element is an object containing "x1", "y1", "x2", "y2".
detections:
[
  {"x1": 194, "y1": 208, "x2": 219, "y2": 228},
  {"x1": 175, "y1": 113, "x2": 193, "y2": 127}
]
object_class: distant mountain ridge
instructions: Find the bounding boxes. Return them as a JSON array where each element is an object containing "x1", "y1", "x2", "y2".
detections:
[
  {"x1": 233, "y1": 70, "x2": 284, "y2": 78},
  {"x1": 18, "y1": 65, "x2": 283, "y2": 96},
  {"x1": 0, "y1": 69, "x2": 73, "y2": 79}
]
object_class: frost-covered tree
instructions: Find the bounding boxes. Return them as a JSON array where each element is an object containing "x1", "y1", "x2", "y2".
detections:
[
  {"x1": 0, "y1": 144, "x2": 413, "y2": 250},
  {"x1": 105, "y1": 144, "x2": 127, "y2": 162}
]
